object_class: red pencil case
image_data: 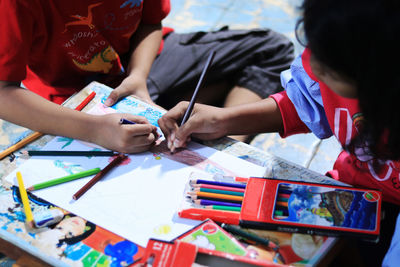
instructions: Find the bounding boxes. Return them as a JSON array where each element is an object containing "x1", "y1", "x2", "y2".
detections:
[{"x1": 179, "y1": 176, "x2": 382, "y2": 241}]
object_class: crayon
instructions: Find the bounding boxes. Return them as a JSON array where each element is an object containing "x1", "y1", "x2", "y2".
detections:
[
  {"x1": 193, "y1": 188, "x2": 244, "y2": 197},
  {"x1": 16, "y1": 172, "x2": 34, "y2": 227},
  {"x1": 192, "y1": 184, "x2": 245, "y2": 193},
  {"x1": 187, "y1": 191, "x2": 243, "y2": 202},
  {"x1": 27, "y1": 167, "x2": 101, "y2": 191},
  {"x1": 27, "y1": 150, "x2": 116, "y2": 157},
  {"x1": 192, "y1": 199, "x2": 242, "y2": 208},
  {"x1": 190, "y1": 179, "x2": 246, "y2": 189},
  {"x1": 204, "y1": 205, "x2": 241, "y2": 212},
  {"x1": 73, "y1": 154, "x2": 127, "y2": 200}
]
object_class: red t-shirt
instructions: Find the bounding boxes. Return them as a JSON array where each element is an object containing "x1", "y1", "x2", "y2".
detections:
[
  {"x1": 271, "y1": 49, "x2": 400, "y2": 205},
  {"x1": 0, "y1": 0, "x2": 170, "y2": 104}
]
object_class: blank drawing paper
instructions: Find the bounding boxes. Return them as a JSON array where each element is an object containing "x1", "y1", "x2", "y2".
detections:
[{"x1": 5, "y1": 82, "x2": 266, "y2": 247}]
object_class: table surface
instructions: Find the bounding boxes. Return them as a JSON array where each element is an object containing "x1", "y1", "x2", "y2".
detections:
[{"x1": 0, "y1": 84, "x2": 344, "y2": 267}]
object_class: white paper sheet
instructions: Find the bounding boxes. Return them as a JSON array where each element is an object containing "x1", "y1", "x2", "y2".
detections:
[{"x1": 6, "y1": 132, "x2": 265, "y2": 247}]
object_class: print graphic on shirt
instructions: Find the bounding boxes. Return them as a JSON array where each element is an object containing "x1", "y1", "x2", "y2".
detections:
[
  {"x1": 335, "y1": 107, "x2": 400, "y2": 185},
  {"x1": 63, "y1": 2, "x2": 103, "y2": 33},
  {"x1": 72, "y1": 46, "x2": 120, "y2": 73},
  {"x1": 120, "y1": 0, "x2": 143, "y2": 8}
]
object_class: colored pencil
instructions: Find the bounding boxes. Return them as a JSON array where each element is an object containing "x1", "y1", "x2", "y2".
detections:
[
  {"x1": 27, "y1": 150, "x2": 116, "y2": 157},
  {"x1": 27, "y1": 167, "x2": 101, "y2": 191},
  {"x1": 193, "y1": 188, "x2": 244, "y2": 197},
  {"x1": 190, "y1": 179, "x2": 246, "y2": 189},
  {"x1": 75, "y1": 91, "x2": 96, "y2": 111},
  {"x1": 192, "y1": 184, "x2": 245, "y2": 193},
  {"x1": 277, "y1": 197, "x2": 289, "y2": 202},
  {"x1": 180, "y1": 50, "x2": 216, "y2": 126},
  {"x1": 276, "y1": 201, "x2": 288, "y2": 207},
  {"x1": 119, "y1": 118, "x2": 136, "y2": 125},
  {"x1": 16, "y1": 171, "x2": 34, "y2": 227},
  {"x1": 220, "y1": 223, "x2": 279, "y2": 251},
  {"x1": 0, "y1": 91, "x2": 96, "y2": 160},
  {"x1": 192, "y1": 199, "x2": 242, "y2": 208},
  {"x1": 204, "y1": 205, "x2": 241, "y2": 212},
  {"x1": 72, "y1": 154, "x2": 127, "y2": 200},
  {"x1": 187, "y1": 191, "x2": 243, "y2": 202},
  {"x1": 187, "y1": 195, "x2": 243, "y2": 204},
  {"x1": 278, "y1": 193, "x2": 291, "y2": 199},
  {"x1": 213, "y1": 174, "x2": 249, "y2": 184}
]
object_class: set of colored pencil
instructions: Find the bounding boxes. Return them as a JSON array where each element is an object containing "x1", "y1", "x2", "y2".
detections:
[
  {"x1": 186, "y1": 179, "x2": 247, "y2": 212},
  {"x1": 273, "y1": 185, "x2": 292, "y2": 219}
]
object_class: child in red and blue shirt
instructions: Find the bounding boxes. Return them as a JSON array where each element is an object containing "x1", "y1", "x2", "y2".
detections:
[{"x1": 159, "y1": 0, "x2": 400, "y2": 265}]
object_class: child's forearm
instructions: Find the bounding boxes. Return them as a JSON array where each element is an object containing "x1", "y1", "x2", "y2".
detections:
[
  {"x1": 0, "y1": 83, "x2": 97, "y2": 142},
  {"x1": 222, "y1": 97, "x2": 284, "y2": 135}
]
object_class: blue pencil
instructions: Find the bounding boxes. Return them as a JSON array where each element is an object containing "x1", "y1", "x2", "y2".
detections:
[
  {"x1": 192, "y1": 199, "x2": 242, "y2": 208},
  {"x1": 190, "y1": 179, "x2": 246, "y2": 189},
  {"x1": 119, "y1": 118, "x2": 136, "y2": 125}
]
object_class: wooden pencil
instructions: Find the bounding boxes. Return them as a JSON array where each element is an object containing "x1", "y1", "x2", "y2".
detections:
[
  {"x1": 192, "y1": 184, "x2": 245, "y2": 193},
  {"x1": 193, "y1": 188, "x2": 244, "y2": 197},
  {"x1": 187, "y1": 191, "x2": 243, "y2": 202},
  {"x1": 192, "y1": 199, "x2": 242, "y2": 207},
  {"x1": 0, "y1": 91, "x2": 96, "y2": 160},
  {"x1": 187, "y1": 195, "x2": 242, "y2": 204},
  {"x1": 27, "y1": 167, "x2": 101, "y2": 191},
  {"x1": 203, "y1": 205, "x2": 241, "y2": 212},
  {"x1": 72, "y1": 154, "x2": 127, "y2": 200},
  {"x1": 16, "y1": 171, "x2": 34, "y2": 227},
  {"x1": 27, "y1": 150, "x2": 116, "y2": 157},
  {"x1": 190, "y1": 179, "x2": 246, "y2": 189},
  {"x1": 180, "y1": 50, "x2": 216, "y2": 126}
]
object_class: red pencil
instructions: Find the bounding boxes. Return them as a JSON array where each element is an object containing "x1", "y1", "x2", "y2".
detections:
[
  {"x1": 75, "y1": 91, "x2": 96, "y2": 111},
  {"x1": 72, "y1": 153, "x2": 127, "y2": 200}
]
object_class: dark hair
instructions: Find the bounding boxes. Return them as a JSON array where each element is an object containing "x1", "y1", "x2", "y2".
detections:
[{"x1": 297, "y1": 0, "x2": 400, "y2": 160}]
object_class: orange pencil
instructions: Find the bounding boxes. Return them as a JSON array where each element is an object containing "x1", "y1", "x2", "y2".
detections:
[
  {"x1": 0, "y1": 91, "x2": 96, "y2": 160},
  {"x1": 276, "y1": 201, "x2": 288, "y2": 207},
  {"x1": 187, "y1": 191, "x2": 244, "y2": 202}
]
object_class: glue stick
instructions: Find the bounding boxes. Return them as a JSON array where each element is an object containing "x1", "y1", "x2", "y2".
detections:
[{"x1": 34, "y1": 209, "x2": 64, "y2": 228}]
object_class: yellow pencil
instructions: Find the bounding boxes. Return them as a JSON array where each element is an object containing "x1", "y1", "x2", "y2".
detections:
[
  {"x1": 16, "y1": 171, "x2": 34, "y2": 227},
  {"x1": 0, "y1": 132, "x2": 43, "y2": 160}
]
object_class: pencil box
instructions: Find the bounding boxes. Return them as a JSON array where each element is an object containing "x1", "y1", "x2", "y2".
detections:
[
  {"x1": 136, "y1": 219, "x2": 287, "y2": 267},
  {"x1": 179, "y1": 174, "x2": 382, "y2": 241}
]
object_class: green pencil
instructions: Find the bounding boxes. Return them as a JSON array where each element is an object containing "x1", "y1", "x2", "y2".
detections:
[
  {"x1": 27, "y1": 150, "x2": 116, "y2": 156},
  {"x1": 204, "y1": 205, "x2": 241, "y2": 212},
  {"x1": 27, "y1": 168, "x2": 101, "y2": 191},
  {"x1": 194, "y1": 188, "x2": 245, "y2": 196}
]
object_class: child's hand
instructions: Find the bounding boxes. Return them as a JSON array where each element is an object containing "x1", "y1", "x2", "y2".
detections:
[
  {"x1": 91, "y1": 113, "x2": 158, "y2": 153},
  {"x1": 158, "y1": 102, "x2": 228, "y2": 152},
  {"x1": 104, "y1": 75, "x2": 154, "y2": 107}
]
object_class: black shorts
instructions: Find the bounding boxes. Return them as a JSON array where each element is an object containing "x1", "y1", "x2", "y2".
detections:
[{"x1": 147, "y1": 27, "x2": 294, "y2": 106}]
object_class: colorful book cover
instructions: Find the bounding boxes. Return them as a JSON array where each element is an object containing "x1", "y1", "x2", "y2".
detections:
[{"x1": 240, "y1": 178, "x2": 381, "y2": 241}]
